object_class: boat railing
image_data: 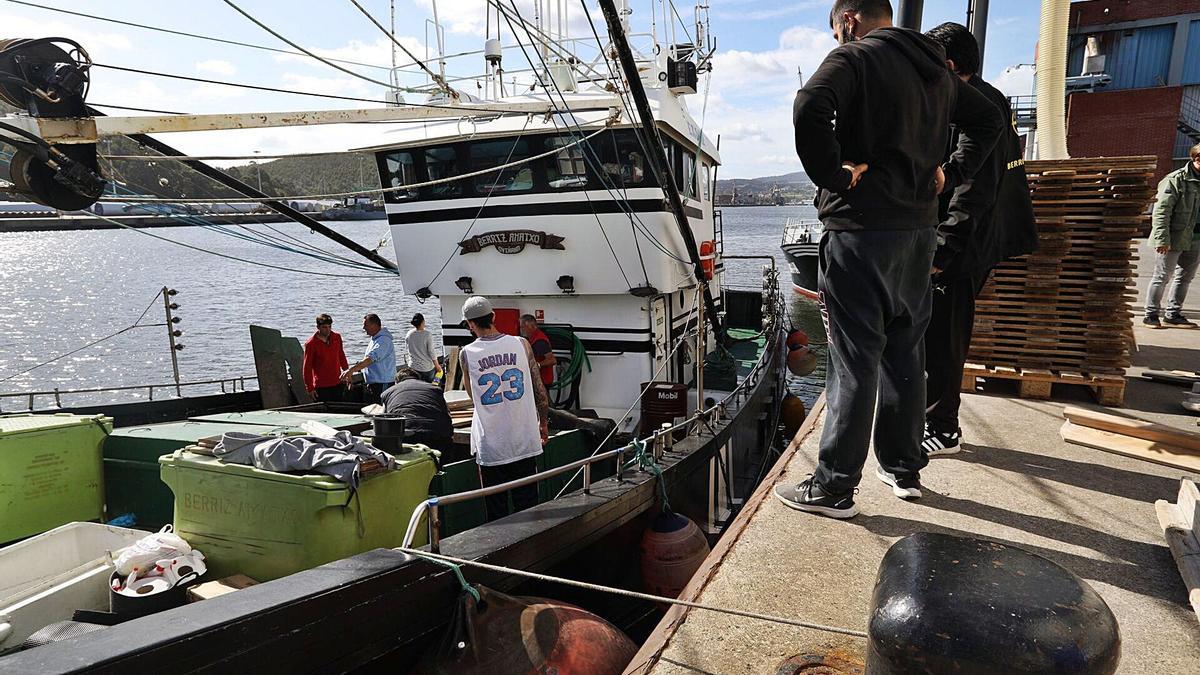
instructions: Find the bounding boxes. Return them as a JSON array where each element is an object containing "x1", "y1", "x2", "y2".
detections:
[
  {"x1": 404, "y1": 307, "x2": 782, "y2": 553},
  {"x1": 0, "y1": 376, "x2": 258, "y2": 412}
]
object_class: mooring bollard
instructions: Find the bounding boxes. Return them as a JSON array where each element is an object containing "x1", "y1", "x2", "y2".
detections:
[{"x1": 866, "y1": 532, "x2": 1120, "y2": 674}]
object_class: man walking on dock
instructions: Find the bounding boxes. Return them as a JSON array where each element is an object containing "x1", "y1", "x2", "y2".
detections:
[
  {"x1": 1143, "y1": 143, "x2": 1200, "y2": 329},
  {"x1": 921, "y1": 22, "x2": 1037, "y2": 457},
  {"x1": 778, "y1": 0, "x2": 1003, "y2": 518},
  {"x1": 459, "y1": 296, "x2": 550, "y2": 521}
]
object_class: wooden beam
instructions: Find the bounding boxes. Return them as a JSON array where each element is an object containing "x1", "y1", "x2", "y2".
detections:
[
  {"x1": 1062, "y1": 406, "x2": 1200, "y2": 452},
  {"x1": 1059, "y1": 421, "x2": 1200, "y2": 473},
  {"x1": 1155, "y1": 480, "x2": 1200, "y2": 625}
]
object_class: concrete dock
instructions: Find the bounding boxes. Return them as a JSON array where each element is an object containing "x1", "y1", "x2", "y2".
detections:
[{"x1": 630, "y1": 319, "x2": 1200, "y2": 674}]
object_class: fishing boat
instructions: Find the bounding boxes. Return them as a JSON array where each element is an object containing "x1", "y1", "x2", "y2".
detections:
[
  {"x1": 0, "y1": 0, "x2": 790, "y2": 669},
  {"x1": 780, "y1": 216, "x2": 822, "y2": 299}
]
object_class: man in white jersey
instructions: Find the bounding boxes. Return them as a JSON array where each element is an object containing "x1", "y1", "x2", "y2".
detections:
[{"x1": 459, "y1": 296, "x2": 550, "y2": 520}]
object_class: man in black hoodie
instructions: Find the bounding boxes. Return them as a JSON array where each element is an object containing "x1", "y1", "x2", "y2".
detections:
[
  {"x1": 776, "y1": 0, "x2": 1004, "y2": 519},
  {"x1": 921, "y1": 23, "x2": 1037, "y2": 458}
]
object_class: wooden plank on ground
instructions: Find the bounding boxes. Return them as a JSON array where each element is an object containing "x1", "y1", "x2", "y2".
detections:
[
  {"x1": 1060, "y1": 421, "x2": 1200, "y2": 473},
  {"x1": 1062, "y1": 406, "x2": 1200, "y2": 452},
  {"x1": 1155, "y1": 480, "x2": 1200, "y2": 625}
]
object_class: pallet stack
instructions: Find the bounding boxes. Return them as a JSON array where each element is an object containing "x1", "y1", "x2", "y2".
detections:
[{"x1": 965, "y1": 156, "x2": 1158, "y2": 406}]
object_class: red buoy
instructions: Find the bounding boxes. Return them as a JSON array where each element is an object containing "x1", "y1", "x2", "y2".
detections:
[
  {"x1": 781, "y1": 394, "x2": 807, "y2": 439},
  {"x1": 417, "y1": 586, "x2": 637, "y2": 675},
  {"x1": 641, "y1": 511, "x2": 710, "y2": 600},
  {"x1": 786, "y1": 329, "x2": 809, "y2": 351},
  {"x1": 787, "y1": 346, "x2": 818, "y2": 377}
]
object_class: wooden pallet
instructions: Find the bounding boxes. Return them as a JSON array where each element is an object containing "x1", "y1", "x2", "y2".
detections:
[{"x1": 962, "y1": 364, "x2": 1126, "y2": 406}]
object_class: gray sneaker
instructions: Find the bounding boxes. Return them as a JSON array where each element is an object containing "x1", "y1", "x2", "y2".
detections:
[
  {"x1": 774, "y1": 477, "x2": 858, "y2": 519},
  {"x1": 1163, "y1": 314, "x2": 1198, "y2": 328},
  {"x1": 876, "y1": 467, "x2": 923, "y2": 500},
  {"x1": 1143, "y1": 315, "x2": 1163, "y2": 329}
]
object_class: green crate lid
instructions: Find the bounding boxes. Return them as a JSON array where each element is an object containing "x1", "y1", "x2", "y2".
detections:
[
  {"x1": 159, "y1": 445, "x2": 435, "y2": 489},
  {"x1": 105, "y1": 421, "x2": 295, "y2": 461},
  {"x1": 0, "y1": 413, "x2": 112, "y2": 436},
  {"x1": 190, "y1": 410, "x2": 368, "y2": 430}
]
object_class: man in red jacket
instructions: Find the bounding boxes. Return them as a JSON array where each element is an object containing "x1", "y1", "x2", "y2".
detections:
[{"x1": 302, "y1": 313, "x2": 348, "y2": 402}]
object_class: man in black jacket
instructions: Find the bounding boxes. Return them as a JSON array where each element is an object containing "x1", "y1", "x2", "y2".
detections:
[
  {"x1": 921, "y1": 23, "x2": 1037, "y2": 457},
  {"x1": 381, "y1": 367, "x2": 455, "y2": 454},
  {"x1": 776, "y1": 0, "x2": 1004, "y2": 519}
]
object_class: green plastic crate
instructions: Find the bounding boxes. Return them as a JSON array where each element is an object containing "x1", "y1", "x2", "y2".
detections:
[
  {"x1": 190, "y1": 410, "x2": 370, "y2": 433},
  {"x1": 0, "y1": 413, "x2": 111, "y2": 544},
  {"x1": 159, "y1": 446, "x2": 436, "y2": 581},
  {"x1": 104, "y1": 421, "x2": 294, "y2": 528}
]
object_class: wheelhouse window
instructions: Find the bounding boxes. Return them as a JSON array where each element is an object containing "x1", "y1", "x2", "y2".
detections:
[
  {"x1": 383, "y1": 151, "x2": 418, "y2": 202},
  {"x1": 546, "y1": 136, "x2": 589, "y2": 189},
  {"x1": 681, "y1": 150, "x2": 697, "y2": 200},
  {"x1": 374, "y1": 129, "x2": 664, "y2": 204},
  {"x1": 470, "y1": 138, "x2": 534, "y2": 195},
  {"x1": 701, "y1": 163, "x2": 711, "y2": 202},
  {"x1": 424, "y1": 146, "x2": 463, "y2": 198}
]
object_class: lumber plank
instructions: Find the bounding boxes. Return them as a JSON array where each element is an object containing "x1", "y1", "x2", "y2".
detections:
[
  {"x1": 1155, "y1": 480, "x2": 1200, "y2": 625},
  {"x1": 1060, "y1": 421, "x2": 1200, "y2": 472},
  {"x1": 1061, "y1": 406, "x2": 1200, "y2": 452}
]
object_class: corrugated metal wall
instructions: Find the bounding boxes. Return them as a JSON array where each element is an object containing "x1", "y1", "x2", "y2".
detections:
[
  {"x1": 1184, "y1": 20, "x2": 1200, "y2": 84},
  {"x1": 1108, "y1": 24, "x2": 1175, "y2": 89}
]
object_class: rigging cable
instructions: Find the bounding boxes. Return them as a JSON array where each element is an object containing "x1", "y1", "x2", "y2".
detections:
[
  {"x1": 500, "y1": 0, "x2": 687, "y2": 266},
  {"x1": 0, "y1": 289, "x2": 165, "y2": 384},
  {"x1": 219, "y1": 0, "x2": 421, "y2": 93},
  {"x1": 88, "y1": 212, "x2": 401, "y2": 278},
  {"x1": 0, "y1": 0, "x2": 403, "y2": 72},
  {"x1": 97, "y1": 126, "x2": 609, "y2": 203},
  {"x1": 345, "y1": 0, "x2": 453, "y2": 95}
]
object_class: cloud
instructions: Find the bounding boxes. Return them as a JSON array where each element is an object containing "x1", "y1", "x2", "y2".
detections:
[
  {"x1": 279, "y1": 73, "x2": 373, "y2": 98},
  {"x1": 719, "y1": 122, "x2": 769, "y2": 143},
  {"x1": 710, "y1": 25, "x2": 835, "y2": 95},
  {"x1": 0, "y1": 14, "x2": 132, "y2": 61},
  {"x1": 993, "y1": 64, "x2": 1035, "y2": 97},
  {"x1": 713, "y1": 1, "x2": 827, "y2": 22},
  {"x1": 196, "y1": 60, "x2": 236, "y2": 76}
]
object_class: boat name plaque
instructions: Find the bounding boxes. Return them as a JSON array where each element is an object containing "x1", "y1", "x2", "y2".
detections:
[{"x1": 458, "y1": 230, "x2": 566, "y2": 255}]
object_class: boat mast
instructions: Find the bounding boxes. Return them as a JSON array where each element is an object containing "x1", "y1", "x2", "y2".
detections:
[{"x1": 595, "y1": 0, "x2": 726, "y2": 342}]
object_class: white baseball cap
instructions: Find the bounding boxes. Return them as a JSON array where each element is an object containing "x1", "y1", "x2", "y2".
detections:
[{"x1": 462, "y1": 296, "x2": 494, "y2": 321}]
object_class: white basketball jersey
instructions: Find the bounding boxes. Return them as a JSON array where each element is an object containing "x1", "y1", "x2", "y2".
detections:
[{"x1": 462, "y1": 333, "x2": 543, "y2": 466}]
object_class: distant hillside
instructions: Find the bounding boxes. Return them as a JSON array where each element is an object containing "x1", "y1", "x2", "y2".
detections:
[
  {"x1": 716, "y1": 171, "x2": 812, "y2": 195},
  {"x1": 224, "y1": 153, "x2": 380, "y2": 197}
]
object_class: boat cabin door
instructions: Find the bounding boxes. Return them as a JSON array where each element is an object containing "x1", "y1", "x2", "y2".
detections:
[{"x1": 651, "y1": 296, "x2": 670, "y2": 381}]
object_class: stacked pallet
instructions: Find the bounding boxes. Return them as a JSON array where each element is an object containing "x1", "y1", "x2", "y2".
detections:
[{"x1": 965, "y1": 156, "x2": 1158, "y2": 405}]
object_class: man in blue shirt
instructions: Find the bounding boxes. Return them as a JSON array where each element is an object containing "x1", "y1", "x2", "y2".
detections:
[{"x1": 343, "y1": 313, "x2": 396, "y2": 404}]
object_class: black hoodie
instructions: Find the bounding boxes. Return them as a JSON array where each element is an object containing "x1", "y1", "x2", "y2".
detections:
[{"x1": 793, "y1": 27, "x2": 1004, "y2": 231}]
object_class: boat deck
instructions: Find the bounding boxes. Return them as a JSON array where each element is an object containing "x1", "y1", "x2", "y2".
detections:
[{"x1": 631, "y1": 322, "x2": 1200, "y2": 674}]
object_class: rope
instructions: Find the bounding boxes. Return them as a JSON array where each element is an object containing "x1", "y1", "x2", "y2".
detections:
[
  {"x1": 97, "y1": 126, "x2": 610, "y2": 203},
  {"x1": 623, "y1": 438, "x2": 670, "y2": 513},
  {"x1": 416, "y1": 551, "x2": 481, "y2": 603},
  {"x1": 396, "y1": 547, "x2": 868, "y2": 640}
]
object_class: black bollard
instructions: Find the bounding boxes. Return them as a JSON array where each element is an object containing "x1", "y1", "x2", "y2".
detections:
[{"x1": 866, "y1": 532, "x2": 1120, "y2": 674}]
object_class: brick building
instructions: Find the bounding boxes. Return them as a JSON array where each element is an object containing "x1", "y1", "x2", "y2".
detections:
[{"x1": 1065, "y1": 0, "x2": 1200, "y2": 181}]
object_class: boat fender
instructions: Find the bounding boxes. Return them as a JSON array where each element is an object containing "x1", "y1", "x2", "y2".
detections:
[
  {"x1": 786, "y1": 347, "x2": 818, "y2": 377},
  {"x1": 780, "y1": 394, "x2": 807, "y2": 440},
  {"x1": 415, "y1": 585, "x2": 637, "y2": 674},
  {"x1": 786, "y1": 329, "x2": 809, "y2": 351},
  {"x1": 866, "y1": 532, "x2": 1120, "y2": 674},
  {"x1": 640, "y1": 511, "x2": 710, "y2": 600}
]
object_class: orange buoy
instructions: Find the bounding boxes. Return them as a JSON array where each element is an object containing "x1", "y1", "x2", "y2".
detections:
[
  {"x1": 641, "y1": 511, "x2": 710, "y2": 600},
  {"x1": 417, "y1": 586, "x2": 637, "y2": 675},
  {"x1": 781, "y1": 394, "x2": 807, "y2": 439},
  {"x1": 786, "y1": 346, "x2": 818, "y2": 376},
  {"x1": 786, "y1": 329, "x2": 809, "y2": 351}
]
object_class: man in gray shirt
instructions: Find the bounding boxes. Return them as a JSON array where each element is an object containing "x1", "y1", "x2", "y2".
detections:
[{"x1": 405, "y1": 313, "x2": 439, "y2": 383}]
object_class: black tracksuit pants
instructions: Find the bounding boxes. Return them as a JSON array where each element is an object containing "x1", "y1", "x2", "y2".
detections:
[
  {"x1": 924, "y1": 273, "x2": 988, "y2": 434},
  {"x1": 815, "y1": 229, "x2": 936, "y2": 494},
  {"x1": 479, "y1": 457, "x2": 539, "y2": 521}
]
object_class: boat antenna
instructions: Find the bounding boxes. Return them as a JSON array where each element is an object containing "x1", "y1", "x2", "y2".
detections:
[
  {"x1": 346, "y1": 0, "x2": 456, "y2": 98},
  {"x1": 595, "y1": 0, "x2": 726, "y2": 342}
]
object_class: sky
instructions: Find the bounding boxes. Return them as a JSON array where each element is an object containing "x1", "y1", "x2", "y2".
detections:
[{"x1": 0, "y1": 0, "x2": 1045, "y2": 179}]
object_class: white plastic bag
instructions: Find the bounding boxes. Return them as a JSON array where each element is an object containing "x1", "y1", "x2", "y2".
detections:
[{"x1": 112, "y1": 525, "x2": 192, "y2": 578}]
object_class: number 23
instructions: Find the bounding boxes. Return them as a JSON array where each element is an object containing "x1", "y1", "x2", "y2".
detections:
[{"x1": 478, "y1": 368, "x2": 525, "y2": 405}]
